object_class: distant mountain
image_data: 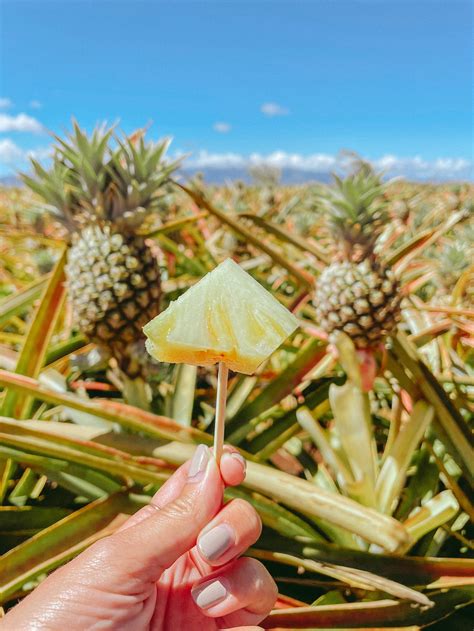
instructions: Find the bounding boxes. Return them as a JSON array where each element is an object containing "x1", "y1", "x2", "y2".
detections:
[
  {"x1": 1, "y1": 168, "x2": 333, "y2": 188},
  {"x1": 2, "y1": 167, "x2": 468, "y2": 188},
  {"x1": 181, "y1": 167, "x2": 334, "y2": 185}
]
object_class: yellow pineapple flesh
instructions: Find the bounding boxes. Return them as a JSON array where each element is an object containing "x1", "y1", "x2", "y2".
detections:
[{"x1": 143, "y1": 258, "x2": 298, "y2": 374}]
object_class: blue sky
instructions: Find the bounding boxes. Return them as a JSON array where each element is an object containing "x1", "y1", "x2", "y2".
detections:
[{"x1": 0, "y1": 0, "x2": 472, "y2": 179}]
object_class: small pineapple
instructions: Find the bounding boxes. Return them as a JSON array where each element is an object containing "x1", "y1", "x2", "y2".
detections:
[
  {"x1": 432, "y1": 238, "x2": 473, "y2": 306},
  {"x1": 22, "y1": 122, "x2": 178, "y2": 375},
  {"x1": 314, "y1": 166, "x2": 402, "y2": 348}
]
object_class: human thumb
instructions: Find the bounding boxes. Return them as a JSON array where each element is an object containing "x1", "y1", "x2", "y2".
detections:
[{"x1": 102, "y1": 445, "x2": 223, "y2": 583}]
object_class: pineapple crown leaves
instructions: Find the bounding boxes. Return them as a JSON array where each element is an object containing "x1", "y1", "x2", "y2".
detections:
[
  {"x1": 315, "y1": 165, "x2": 390, "y2": 256},
  {"x1": 21, "y1": 159, "x2": 76, "y2": 229},
  {"x1": 21, "y1": 121, "x2": 181, "y2": 233}
]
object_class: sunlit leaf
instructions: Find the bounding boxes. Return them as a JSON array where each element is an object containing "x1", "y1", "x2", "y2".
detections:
[{"x1": 1, "y1": 250, "x2": 67, "y2": 419}]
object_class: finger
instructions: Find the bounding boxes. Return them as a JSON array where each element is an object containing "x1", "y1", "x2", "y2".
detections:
[
  {"x1": 154, "y1": 442, "x2": 246, "y2": 502},
  {"x1": 103, "y1": 445, "x2": 224, "y2": 582},
  {"x1": 116, "y1": 460, "x2": 190, "y2": 532},
  {"x1": 220, "y1": 446, "x2": 246, "y2": 486},
  {"x1": 196, "y1": 498, "x2": 262, "y2": 567},
  {"x1": 191, "y1": 557, "x2": 278, "y2": 626},
  {"x1": 118, "y1": 445, "x2": 246, "y2": 533}
]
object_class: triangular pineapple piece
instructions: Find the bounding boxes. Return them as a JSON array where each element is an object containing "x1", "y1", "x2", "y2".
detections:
[{"x1": 144, "y1": 258, "x2": 299, "y2": 374}]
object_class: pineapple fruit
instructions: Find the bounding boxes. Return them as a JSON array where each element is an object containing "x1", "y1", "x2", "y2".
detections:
[
  {"x1": 22, "y1": 123, "x2": 178, "y2": 376},
  {"x1": 314, "y1": 167, "x2": 402, "y2": 348},
  {"x1": 433, "y1": 240, "x2": 473, "y2": 306},
  {"x1": 143, "y1": 258, "x2": 299, "y2": 374}
]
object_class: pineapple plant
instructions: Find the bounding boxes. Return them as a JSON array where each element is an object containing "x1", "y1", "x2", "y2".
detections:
[
  {"x1": 314, "y1": 166, "x2": 402, "y2": 348},
  {"x1": 428, "y1": 228, "x2": 474, "y2": 306},
  {"x1": 0, "y1": 179, "x2": 473, "y2": 629},
  {"x1": 21, "y1": 123, "x2": 178, "y2": 376},
  {"x1": 144, "y1": 258, "x2": 299, "y2": 374}
]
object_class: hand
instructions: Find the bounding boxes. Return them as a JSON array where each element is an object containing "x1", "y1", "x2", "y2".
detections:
[{"x1": 3, "y1": 445, "x2": 277, "y2": 630}]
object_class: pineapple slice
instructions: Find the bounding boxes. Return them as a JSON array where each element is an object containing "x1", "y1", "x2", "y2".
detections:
[{"x1": 143, "y1": 258, "x2": 298, "y2": 374}]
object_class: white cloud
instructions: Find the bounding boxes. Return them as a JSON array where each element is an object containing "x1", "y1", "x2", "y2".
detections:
[
  {"x1": 0, "y1": 139, "x2": 25, "y2": 163},
  {"x1": 260, "y1": 102, "x2": 289, "y2": 117},
  {"x1": 184, "y1": 150, "x2": 473, "y2": 180},
  {"x1": 0, "y1": 137, "x2": 471, "y2": 182},
  {"x1": 0, "y1": 113, "x2": 44, "y2": 134},
  {"x1": 0, "y1": 98, "x2": 13, "y2": 109},
  {"x1": 213, "y1": 121, "x2": 231, "y2": 133},
  {"x1": 29, "y1": 100, "x2": 42, "y2": 109},
  {"x1": 371, "y1": 154, "x2": 472, "y2": 178},
  {"x1": 186, "y1": 150, "x2": 337, "y2": 171},
  {"x1": 0, "y1": 138, "x2": 51, "y2": 168}
]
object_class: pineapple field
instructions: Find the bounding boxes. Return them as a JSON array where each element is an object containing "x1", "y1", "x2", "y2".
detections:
[{"x1": 0, "y1": 125, "x2": 473, "y2": 629}]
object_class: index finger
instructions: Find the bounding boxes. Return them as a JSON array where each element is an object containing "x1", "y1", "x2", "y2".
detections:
[{"x1": 117, "y1": 445, "x2": 246, "y2": 532}]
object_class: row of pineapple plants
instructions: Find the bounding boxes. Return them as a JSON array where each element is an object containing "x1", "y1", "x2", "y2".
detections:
[{"x1": 0, "y1": 124, "x2": 472, "y2": 628}]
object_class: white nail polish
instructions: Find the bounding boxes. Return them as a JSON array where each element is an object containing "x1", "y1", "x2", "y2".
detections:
[
  {"x1": 188, "y1": 445, "x2": 209, "y2": 481},
  {"x1": 191, "y1": 579, "x2": 227, "y2": 609}
]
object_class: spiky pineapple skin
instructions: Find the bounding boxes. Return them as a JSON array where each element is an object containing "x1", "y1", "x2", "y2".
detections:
[
  {"x1": 66, "y1": 224, "x2": 161, "y2": 369},
  {"x1": 314, "y1": 259, "x2": 401, "y2": 348}
]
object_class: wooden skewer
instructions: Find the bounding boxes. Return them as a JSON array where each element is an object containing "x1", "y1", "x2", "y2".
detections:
[{"x1": 214, "y1": 361, "x2": 229, "y2": 463}]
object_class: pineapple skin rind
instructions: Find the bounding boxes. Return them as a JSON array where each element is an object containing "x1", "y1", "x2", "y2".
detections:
[
  {"x1": 314, "y1": 259, "x2": 401, "y2": 348},
  {"x1": 68, "y1": 226, "x2": 161, "y2": 349},
  {"x1": 143, "y1": 259, "x2": 299, "y2": 374}
]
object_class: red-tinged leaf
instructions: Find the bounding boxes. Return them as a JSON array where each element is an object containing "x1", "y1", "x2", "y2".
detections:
[
  {"x1": 0, "y1": 418, "x2": 176, "y2": 479},
  {"x1": 263, "y1": 588, "x2": 474, "y2": 628},
  {"x1": 454, "y1": 319, "x2": 474, "y2": 336},
  {"x1": 401, "y1": 271, "x2": 436, "y2": 294},
  {"x1": 0, "y1": 370, "x2": 209, "y2": 444},
  {"x1": 418, "y1": 305, "x2": 474, "y2": 319},
  {"x1": 70, "y1": 381, "x2": 119, "y2": 392},
  {"x1": 0, "y1": 437, "x2": 166, "y2": 488}
]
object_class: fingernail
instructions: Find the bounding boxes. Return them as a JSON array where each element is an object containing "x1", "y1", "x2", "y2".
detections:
[
  {"x1": 188, "y1": 445, "x2": 210, "y2": 482},
  {"x1": 191, "y1": 579, "x2": 227, "y2": 610},
  {"x1": 198, "y1": 524, "x2": 234, "y2": 561},
  {"x1": 227, "y1": 451, "x2": 246, "y2": 473}
]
